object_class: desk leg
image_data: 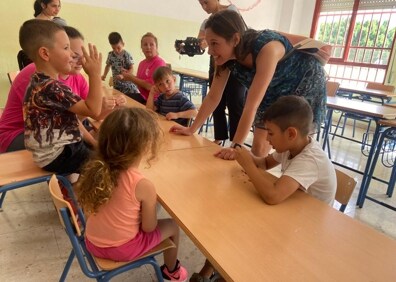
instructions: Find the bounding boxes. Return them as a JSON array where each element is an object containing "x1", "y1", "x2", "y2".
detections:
[
  {"x1": 322, "y1": 108, "x2": 333, "y2": 159},
  {"x1": 356, "y1": 122, "x2": 381, "y2": 207},
  {"x1": 179, "y1": 74, "x2": 185, "y2": 91}
]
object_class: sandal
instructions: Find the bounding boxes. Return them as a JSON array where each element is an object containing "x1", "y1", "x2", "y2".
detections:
[
  {"x1": 210, "y1": 271, "x2": 223, "y2": 282},
  {"x1": 189, "y1": 272, "x2": 211, "y2": 282}
]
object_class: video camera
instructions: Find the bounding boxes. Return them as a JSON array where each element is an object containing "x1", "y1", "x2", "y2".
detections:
[{"x1": 175, "y1": 37, "x2": 205, "y2": 57}]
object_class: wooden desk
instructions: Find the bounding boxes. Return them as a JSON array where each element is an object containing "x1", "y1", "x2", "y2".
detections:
[
  {"x1": 142, "y1": 146, "x2": 396, "y2": 281},
  {"x1": 326, "y1": 96, "x2": 396, "y2": 119},
  {"x1": 172, "y1": 67, "x2": 209, "y2": 100},
  {"x1": 338, "y1": 85, "x2": 396, "y2": 104},
  {"x1": 172, "y1": 67, "x2": 209, "y2": 81},
  {"x1": 324, "y1": 96, "x2": 396, "y2": 207}
]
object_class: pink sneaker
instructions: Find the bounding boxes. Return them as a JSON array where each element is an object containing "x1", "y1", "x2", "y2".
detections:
[{"x1": 161, "y1": 260, "x2": 188, "y2": 282}]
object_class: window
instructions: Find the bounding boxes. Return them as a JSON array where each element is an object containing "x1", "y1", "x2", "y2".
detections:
[{"x1": 311, "y1": 0, "x2": 396, "y2": 86}]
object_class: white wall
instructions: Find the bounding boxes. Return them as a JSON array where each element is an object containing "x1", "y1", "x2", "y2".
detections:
[{"x1": 62, "y1": 0, "x2": 316, "y2": 34}]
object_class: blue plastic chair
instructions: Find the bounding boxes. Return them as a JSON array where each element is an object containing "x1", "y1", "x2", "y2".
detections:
[{"x1": 48, "y1": 175, "x2": 175, "y2": 282}]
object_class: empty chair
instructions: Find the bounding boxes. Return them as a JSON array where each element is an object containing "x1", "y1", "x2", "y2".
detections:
[
  {"x1": 17, "y1": 50, "x2": 32, "y2": 71},
  {"x1": 318, "y1": 81, "x2": 339, "y2": 150},
  {"x1": 334, "y1": 169, "x2": 357, "y2": 212},
  {"x1": 366, "y1": 82, "x2": 395, "y2": 92},
  {"x1": 7, "y1": 71, "x2": 20, "y2": 84},
  {"x1": 48, "y1": 174, "x2": 175, "y2": 282}
]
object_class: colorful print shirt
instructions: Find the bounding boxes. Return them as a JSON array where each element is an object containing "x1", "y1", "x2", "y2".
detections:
[{"x1": 23, "y1": 72, "x2": 82, "y2": 167}]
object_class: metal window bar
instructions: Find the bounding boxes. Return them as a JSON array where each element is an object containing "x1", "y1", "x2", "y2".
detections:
[{"x1": 314, "y1": 3, "x2": 396, "y2": 85}]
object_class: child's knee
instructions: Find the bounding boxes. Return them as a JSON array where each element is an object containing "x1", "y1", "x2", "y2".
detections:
[{"x1": 158, "y1": 218, "x2": 179, "y2": 238}]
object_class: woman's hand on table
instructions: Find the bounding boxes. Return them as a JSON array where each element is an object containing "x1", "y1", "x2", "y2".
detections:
[{"x1": 169, "y1": 125, "x2": 193, "y2": 135}]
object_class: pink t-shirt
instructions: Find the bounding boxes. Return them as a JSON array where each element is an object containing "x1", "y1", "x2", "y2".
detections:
[
  {"x1": 59, "y1": 73, "x2": 89, "y2": 100},
  {"x1": 136, "y1": 55, "x2": 166, "y2": 100},
  {"x1": 86, "y1": 168, "x2": 144, "y2": 247},
  {"x1": 0, "y1": 64, "x2": 88, "y2": 153}
]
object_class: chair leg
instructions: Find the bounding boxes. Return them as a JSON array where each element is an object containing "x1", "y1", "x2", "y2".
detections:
[
  {"x1": 386, "y1": 165, "x2": 396, "y2": 197},
  {"x1": 352, "y1": 119, "x2": 356, "y2": 138},
  {"x1": 150, "y1": 261, "x2": 164, "y2": 282},
  {"x1": 60, "y1": 250, "x2": 76, "y2": 282},
  {"x1": 332, "y1": 113, "x2": 344, "y2": 140},
  {"x1": 340, "y1": 114, "x2": 347, "y2": 137},
  {"x1": 0, "y1": 191, "x2": 7, "y2": 210}
]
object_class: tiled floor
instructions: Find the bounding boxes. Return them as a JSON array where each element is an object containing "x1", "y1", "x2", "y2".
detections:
[{"x1": 0, "y1": 119, "x2": 395, "y2": 281}]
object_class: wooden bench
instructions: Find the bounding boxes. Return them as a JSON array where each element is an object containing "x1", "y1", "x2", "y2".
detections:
[{"x1": 0, "y1": 150, "x2": 52, "y2": 210}]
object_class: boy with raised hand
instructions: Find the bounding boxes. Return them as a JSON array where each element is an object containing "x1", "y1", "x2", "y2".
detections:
[
  {"x1": 19, "y1": 19, "x2": 103, "y2": 174},
  {"x1": 235, "y1": 95, "x2": 336, "y2": 205}
]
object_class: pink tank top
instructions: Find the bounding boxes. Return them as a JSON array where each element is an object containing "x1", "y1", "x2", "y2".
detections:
[{"x1": 85, "y1": 168, "x2": 144, "y2": 247}]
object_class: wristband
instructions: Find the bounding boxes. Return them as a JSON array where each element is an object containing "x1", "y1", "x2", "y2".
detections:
[{"x1": 231, "y1": 143, "x2": 242, "y2": 149}]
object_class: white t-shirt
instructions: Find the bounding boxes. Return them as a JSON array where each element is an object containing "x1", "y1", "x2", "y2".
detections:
[
  {"x1": 272, "y1": 138, "x2": 336, "y2": 205},
  {"x1": 200, "y1": 4, "x2": 239, "y2": 31}
]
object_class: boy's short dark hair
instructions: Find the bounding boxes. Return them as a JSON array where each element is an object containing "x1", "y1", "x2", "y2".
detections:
[
  {"x1": 19, "y1": 19, "x2": 65, "y2": 61},
  {"x1": 108, "y1": 32, "x2": 123, "y2": 45},
  {"x1": 153, "y1": 66, "x2": 173, "y2": 83},
  {"x1": 63, "y1": 26, "x2": 84, "y2": 40},
  {"x1": 262, "y1": 95, "x2": 314, "y2": 136}
]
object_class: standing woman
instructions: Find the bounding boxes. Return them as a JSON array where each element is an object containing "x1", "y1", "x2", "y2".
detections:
[
  {"x1": 198, "y1": 0, "x2": 246, "y2": 145},
  {"x1": 170, "y1": 9, "x2": 326, "y2": 159},
  {"x1": 33, "y1": 0, "x2": 61, "y2": 20},
  {"x1": 18, "y1": 0, "x2": 64, "y2": 70}
]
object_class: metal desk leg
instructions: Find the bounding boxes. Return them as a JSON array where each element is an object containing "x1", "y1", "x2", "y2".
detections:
[
  {"x1": 322, "y1": 108, "x2": 333, "y2": 159},
  {"x1": 356, "y1": 122, "x2": 381, "y2": 207}
]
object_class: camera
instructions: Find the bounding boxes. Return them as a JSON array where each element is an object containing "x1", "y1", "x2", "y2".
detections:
[{"x1": 175, "y1": 37, "x2": 205, "y2": 57}]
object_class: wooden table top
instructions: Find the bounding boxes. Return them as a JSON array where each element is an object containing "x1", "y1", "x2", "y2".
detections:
[
  {"x1": 327, "y1": 96, "x2": 396, "y2": 119},
  {"x1": 172, "y1": 67, "x2": 209, "y2": 81},
  {"x1": 95, "y1": 89, "x2": 217, "y2": 151},
  {"x1": 142, "y1": 145, "x2": 396, "y2": 282},
  {"x1": 339, "y1": 85, "x2": 396, "y2": 99}
]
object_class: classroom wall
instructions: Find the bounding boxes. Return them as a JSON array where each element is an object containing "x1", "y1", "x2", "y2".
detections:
[{"x1": 0, "y1": 0, "x2": 315, "y2": 107}]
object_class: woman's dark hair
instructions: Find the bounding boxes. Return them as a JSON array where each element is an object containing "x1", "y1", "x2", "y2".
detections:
[
  {"x1": 205, "y1": 9, "x2": 259, "y2": 71},
  {"x1": 33, "y1": 0, "x2": 57, "y2": 17},
  {"x1": 63, "y1": 26, "x2": 84, "y2": 40}
]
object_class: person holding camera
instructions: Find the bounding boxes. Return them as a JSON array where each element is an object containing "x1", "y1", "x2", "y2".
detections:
[
  {"x1": 197, "y1": 0, "x2": 246, "y2": 146},
  {"x1": 170, "y1": 9, "x2": 326, "y2": 160}
]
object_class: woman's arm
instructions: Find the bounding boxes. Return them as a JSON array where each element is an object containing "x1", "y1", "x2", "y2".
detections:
[
  {"x1": 122, "y1": 72, "x2": 153, "y2": 90},
  {"x1": 231, "y1": 41, "x2": 286, "y2": 145},
  {"x1": 169, "y1": 69, "x2": 230, "y2": 135}
]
